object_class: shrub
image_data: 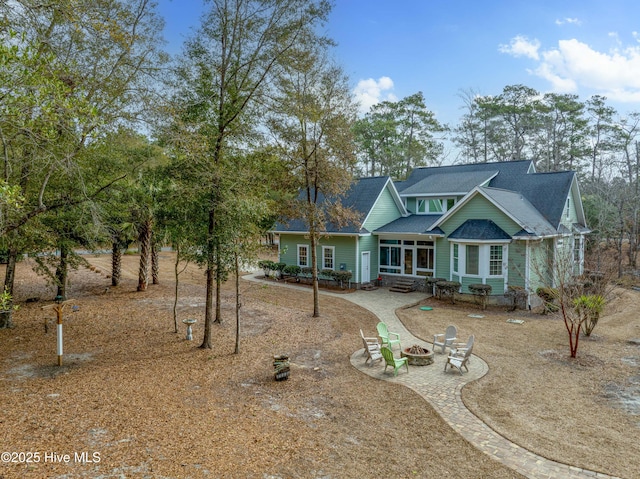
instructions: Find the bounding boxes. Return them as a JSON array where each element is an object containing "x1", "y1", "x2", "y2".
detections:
[
  {"x1": 301, "y1": 267, "x2": 316, "y2": 276},
  {"x1": 332, "y1": 270, "x2": 352, "y2": 288},
  {"x1": 282, "y1": 265, "x2": 301, "y2": 277},
  {"x1": 436, "y1": 280, "x2": 461, "y2": 304},
  {"x1": 468, "y1": 283, "x2": 492, "y2": 310},
  {"x1": 258, "y1": 260, "x2": 275, "y2": 278},
  {"x1": 320, "y1": 269, "x2": 334, "y2": 279},
  {"x1": 274, "y1": 262, "x2": 287, "y2": 278},
  {"x1": 574, "y1": 294, "x2": 605, "y2": 336},
  {"x1": 536, "y1": 287, "x2": 559, "y2": 314},
  {"x1": 505, "y1": 285, "x2": 527, "y2": 311}
]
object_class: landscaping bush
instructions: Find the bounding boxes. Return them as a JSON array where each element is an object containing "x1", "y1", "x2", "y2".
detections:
[
  {"x1": 301, "y1": 267, "x2": 316, "y2": 276},
  {"x1": 436, "y1": 280, "x2": 461, "y2": 304},
  {"x1": 505, "y1": 285, "x2": 528, "y2": 311},
  {"x1": 332, "y1": 270, "x2": 352, "y2": 288},
  {"x1": 574, "y1": 294, "x2": 605, "y2": 336},
  {"x1": 468, "y1": 283, "x2": 492, "y2": 310},
  {"x1": 274, "y1": 262, "x2": 287, "y2": 278},
  {"x1": 536, "y1": 287, "x2": 559, "y2": 314},
  {"x1": 258, "y1": 260, "x2": 276, "y2": 278},
  {"x1": 282, "y1": 264, "x2": 301, "y2": 279}
]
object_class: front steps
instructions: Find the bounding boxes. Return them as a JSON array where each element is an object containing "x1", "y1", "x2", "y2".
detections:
[
  {"x1": 389, "y1": 279, "x2": 416, "y2": 293},
  {"x1": 360, "y1": 282, "x2": 378, "y2": 291}
]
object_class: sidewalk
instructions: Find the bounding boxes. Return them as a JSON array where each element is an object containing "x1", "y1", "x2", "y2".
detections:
[{"x1": 244, "y1": 274, "x2": 621, "y2": 479}]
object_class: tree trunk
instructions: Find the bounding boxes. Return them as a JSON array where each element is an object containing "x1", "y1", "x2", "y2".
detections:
[
  {"x1": 1, "y1": 248, "x2": 18, "y2": 328},
  {"x1": 173, "y1": 245, "x2": 180, "y2": 334},
  {"x1": 201, "y1": 266, "x2": 214, "y2": 349},
  {"x1": 55, "y1": 243, "x2": 69, "y2": 300},
  {"x1": 215, "y1": 245, "x2": 222, "y2": 324},
  {"x1": 201, "y1": 207, "x2": 216, "y2": 349},
  {"x1": 235, "y1": 253, "x2": 240, "y2": 354},
  {"x1": 561, "y1": 300, "x2": 581, "y2": 358},
  {"x1": 151, "y1": 236, "x2": 160, "y2": 285},
  {"x1": 137, "y1": 219, "x2": 151, "y2": 292},
  {"x1": 310, "y1": 234, "x2": 320, "y2": 317},
  {"x1": 111, "y1": 241, "x2": 122, "y2": 286}
]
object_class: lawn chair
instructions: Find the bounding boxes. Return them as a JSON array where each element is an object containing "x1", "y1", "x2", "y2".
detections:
[
  {"x1": 444, "y1": 335, "x2": 474, "y2": 374},
  {"x1": 433, "y1": 324, "x2": 457, "y2": 354},
  {"x1": 360, "y1": 329, "x2": 382, "y2": 366},
  {"x1": 380, "y1": 346, "x2": 408, "y2": 376},
  {"x1": 376, "y1": 321, "x2": 401, "y2": 350}
]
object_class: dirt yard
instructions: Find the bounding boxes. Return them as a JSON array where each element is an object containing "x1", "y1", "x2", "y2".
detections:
[{"x1": 0, "y1": 251, "x2": 638, "y2": 479}]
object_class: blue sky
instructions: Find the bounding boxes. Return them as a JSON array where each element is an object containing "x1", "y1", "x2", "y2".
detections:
[{"x1": 156, "y1": 0, "x2": 640, "y2": 129}]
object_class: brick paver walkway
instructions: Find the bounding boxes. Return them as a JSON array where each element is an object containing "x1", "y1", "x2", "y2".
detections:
[{"x1": 244, "y1": 274, "x2": 622, "y2": 479}]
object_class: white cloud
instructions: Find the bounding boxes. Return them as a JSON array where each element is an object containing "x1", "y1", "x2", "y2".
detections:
[
  {"x1": 498, "y1": 35, "x2": 540, "y2": 60},
  {"x1": 555, "y1": 17, "x2": 582, "y2": 26},
  {"x1": 502, "y1": 35, "x2": 640, "y2": 103},
  {"x1": 353, "y1": 76, "x2": 397, "y2": 114}
]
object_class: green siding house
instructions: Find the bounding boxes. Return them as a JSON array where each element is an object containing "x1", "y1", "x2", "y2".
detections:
[{"x1": 273, "y1": 160, "x2": 590, "y2": 306}]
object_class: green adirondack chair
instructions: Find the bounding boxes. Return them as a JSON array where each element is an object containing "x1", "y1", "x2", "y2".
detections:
[
  {"x1": 380, "y1": 347, "x2": 408, "y2": 376},
  {"x1": 376, "y1": 321, "x2": 401, "y2": 350}
]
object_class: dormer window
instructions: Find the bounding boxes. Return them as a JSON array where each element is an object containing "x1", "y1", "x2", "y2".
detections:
[
  {"x1": 565, "y1": 197, "x2": 571, "y2": 219},
  {"x1": 416, "y1": 198, "x2": 456, "y2": 214}
]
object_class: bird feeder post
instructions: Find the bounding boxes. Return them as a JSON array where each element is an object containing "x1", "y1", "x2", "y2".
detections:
[
  {"x1": 56, "y1": 304, "x2": 63, "y2": 366},
  {"x1": 42, "y1": 298, "x2": 76, "y2": 367}
]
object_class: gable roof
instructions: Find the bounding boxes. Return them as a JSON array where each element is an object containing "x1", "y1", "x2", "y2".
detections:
[
  {"x1": 478, "y1": 187, "x2": 559, "y2": 236},
  {"x1": 273, "y1": 176, "x2": 399, "y2": 235},
  {"x1": 500, "y1": 170, "x2": 575, "y2": 229},
  {"x1": 429, "y1": 186, "x2": 559, "y2": 238}
]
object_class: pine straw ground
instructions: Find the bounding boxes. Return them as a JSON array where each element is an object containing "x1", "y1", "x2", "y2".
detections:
[{"x1": 0, "y1": 251, "x2": 638, "y2": 479}]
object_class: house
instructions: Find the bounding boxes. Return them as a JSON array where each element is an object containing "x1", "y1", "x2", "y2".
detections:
[{"x1": 272, "y1": 160, "x2": 590, "y2": 306}]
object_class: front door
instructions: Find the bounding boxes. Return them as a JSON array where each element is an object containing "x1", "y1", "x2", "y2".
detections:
[
  {"x1": 361, "y1": 251, "x2": 370, "y2": 283},
  {"x1": 404, "y1": 248, "x2": 413, "y2": 275}
]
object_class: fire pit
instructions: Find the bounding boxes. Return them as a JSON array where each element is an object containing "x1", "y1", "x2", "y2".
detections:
[{"x1": 401, "y1": 344, "x2": 434, "y2": 366}]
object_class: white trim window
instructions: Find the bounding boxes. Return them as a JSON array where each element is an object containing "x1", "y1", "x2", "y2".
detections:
[
  {"x1": 322, "y1": 246, "x2": 335, "y2": 270},
  {"x1": 416, "y1": 198, "x2": 455, "y2": 214},
  {"x1": 452, "y1": 243, "x2": 459, "y2": 274},
  {"x1": 489, "y1": 245, "x2": 503, "y2": 276},
  {"x1": 451, "y1": 242, "x2": 507, "y2": 279},
  {"x1": 297, "y1": 244, "x2": 309, "y2": 267},
  {"x1": 465, "y1": 245, "x2": 479, "y2": 275},
  {"x1": 379, "y1": 239, "x2": 401, "y2": 274}
]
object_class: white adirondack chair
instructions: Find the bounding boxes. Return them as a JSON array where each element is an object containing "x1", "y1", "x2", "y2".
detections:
[
  {"x1": 433, "y1": 324, "x2": 457, "y2": 354},
  {"x1": 444, "y1": 335, "x2": 474, "y2": 374}
]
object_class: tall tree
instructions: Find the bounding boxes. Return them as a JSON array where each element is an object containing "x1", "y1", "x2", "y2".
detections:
[
  {"x1": 268, "y1": 37, "x2": 358, "y2": 317},
  {"x1": 453, "y1": 88, "x2": 491, "y2": 163},
  {"x1": 394, "y1": 92, "x2": 447, "y2": 178},
  {"x1": 585, "y1": 95, "x2": 617, "y2": 182},
  {"x1": 532, "y1": 93, "x2": 589, "y2": 173},
  {"x1": 165, "y1": 0, "x2": 332, "y2": 348},
  {"x1": 353, "y1": 92, "x2": 445, "y2": 178}
]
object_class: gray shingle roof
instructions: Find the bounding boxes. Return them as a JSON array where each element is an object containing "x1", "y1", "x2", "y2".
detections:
[
  {"x1": 504, "y1": 171, "x2": 575, "y2": 228},
  {"x1": 374, "y1": 214, "x2": 442, "y2": 234},
  {"x1": 478, "y1": 187, "x2": 558, "y2": 237},
  {"x1": 273, "y1": 176, "x2": 390, "y2": 234},
  {"x1": 448, "y1": 219, "x2": 511, "y2": 240},
  {"x1": 398, "y1": 161, "x2": 577, "y2": 231},
  {"x1": 397, "y1": 160, "x2": 533, "y2": 192},
  {"x1": 399, "y1": 170, "x2": 498, "y2": 196}
]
